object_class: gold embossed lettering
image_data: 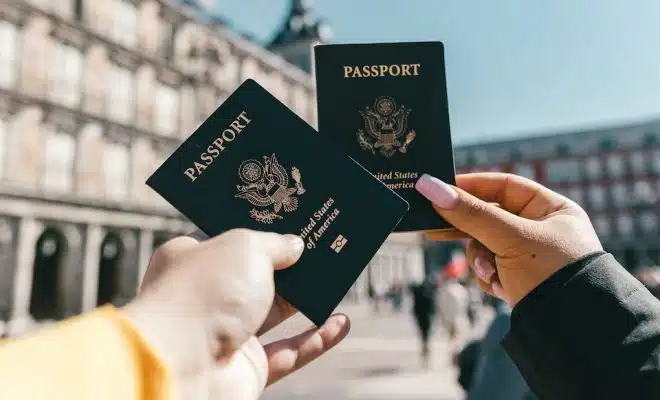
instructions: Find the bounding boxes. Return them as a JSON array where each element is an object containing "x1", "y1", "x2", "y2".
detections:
[
  {"x1": 342, "y1": 63, "x2": 421, "y2": 78},
  {"x1": 183, "y1": 110, "x2": 252, "y2": 182},
  {"x1": 343, "y1": 66, "x2": 353, "y2": 78}
]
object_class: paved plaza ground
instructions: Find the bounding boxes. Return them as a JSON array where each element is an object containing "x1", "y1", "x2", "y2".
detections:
[{"x1": 260, "y1": 301, "x2": 493, "y2": 400}]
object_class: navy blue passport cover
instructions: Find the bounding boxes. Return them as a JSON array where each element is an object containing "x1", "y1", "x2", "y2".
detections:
[
  {"x1": 314, "y1": 41, "x2": 456, "y2": 232},
  {"x1": 146, "y1": 79, "x2": 409, "y2": 326}
]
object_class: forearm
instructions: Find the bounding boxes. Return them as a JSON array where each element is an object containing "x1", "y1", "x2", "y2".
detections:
[
  {"x1": 504, "y1": 252, "x2": 660, "y2": 399},
  {"x1": 0, "y1": 306, "x2": 172, "y2": 400}
]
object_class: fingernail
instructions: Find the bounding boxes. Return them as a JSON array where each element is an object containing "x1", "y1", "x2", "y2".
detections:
[
  {"x1": 415, "y1": 174, "x2": 458, "y2": 209},
  {"x1": 474, "y1": 257, "x2": 495, "y2": 282},
  {"x1": 286, "y1": 235, "x2": 305, "y2": 253},
  {"x1": 492, "y1": 281, "x2": 506, "y2": 299}
]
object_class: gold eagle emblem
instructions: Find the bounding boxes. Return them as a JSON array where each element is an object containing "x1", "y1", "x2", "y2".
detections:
[
  {"x1": 357, "y1": 96, "x2": 416, "y2": 158},
  {"x1": 235, "y1": 154, "x2": 305, "y2": 224}
]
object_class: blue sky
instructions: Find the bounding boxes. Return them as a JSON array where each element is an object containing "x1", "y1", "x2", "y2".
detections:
[{"x1": 212, "y1": 0, "x2": 660, "y2": 145}]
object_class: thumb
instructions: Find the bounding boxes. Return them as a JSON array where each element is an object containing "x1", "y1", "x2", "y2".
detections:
[
  {"x1": 217, "y1": 229, "x2": 306, "y2": 270},
  {"x1": 415, "y1": 174, "x2": 526, "y2": 253}
]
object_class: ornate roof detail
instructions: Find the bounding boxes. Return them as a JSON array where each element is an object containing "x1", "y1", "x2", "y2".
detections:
[{"x1": 268, "y1": 0, "x2": 332, "y2": 48}]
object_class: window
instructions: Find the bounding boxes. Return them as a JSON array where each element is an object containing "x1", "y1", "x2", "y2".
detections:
[
  {"x1": 639, "y1": 211, "x2": 658, "y2": 233},
  {"x1": 0, "y1": 117, "x2": 7, "y2": 179},
  {"x1": 159, "y1": 20, "x2": 175, "y2": 60},
  {"x1": 103, "y1": 142, "x2": 130, "y2": 200},
  {"x1": 585, "y1": 157, "x2": 602, "y2": 180},
  {"x1": 606, "y1": 154, "x2": 625, "y2": 179},
  {"x1": 154, "y1": 83, "x2": 179, "y2": 137},
  {"x1": 474, "y1": 149, "x2": 489, "y2": 165},
  {"x1": 50, "y1": 42, "x2": 83, "y2": 107},
  {"x1": 610, "y1": 183, "x2": 628, "y2": 208},
  {"x1": 546, "y1": 159, "x2": 580, "y2": 183},
  {"x1": 179, "y1": 86, "x2": 197, "y2": 135},
  {"x1": 112, "y1": 0, "x2": 137, "y2": 48},
  {"x1": 107, "y1": 65, "x2": 134, "y2": 123},
  {"x1": 593, "y1": 216, "x2": 611, "y2": 237},
  {"x1": 616, "y1": 214, "x2": 634, "y2": 235},
  {"x1": 0, "y1": 21, "x2": 18, "y2": 88},
  {"x1": 514, "y1": 163, "x2": 536, "y2": 180},
  {"x1": 653, "y1": 149, "x2": 660, "y2": 174},
  {"x1": 588, "y1": 185, "x2": 606, "y2": 210},
  {"x1": 599, "y1": 138, "x2": 616, "y2": 152},
  {"x1": 42, "y1": 131, "x2": 76, "y2": 192},
  {"x1": 633, "y1": 180, "x2": 656, "y2": 204},
  {"x1": 137, "y1": 1, "x2": 160, "y2": 54},
  {"x1": 556, "y1": 143, "x2": 571, "y2": 157},
  {"x1": 629, "y1": 152, "x2": 647, "y2": 176},
  {"x1": 567, "y1": 187, "x2": 584, "y2": 205}
]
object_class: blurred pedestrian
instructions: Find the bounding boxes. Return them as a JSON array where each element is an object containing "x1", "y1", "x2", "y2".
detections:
[
  {"x1": 367, "y1": 283, "x2": 382, "y2": 314},
  {"x1": 388, "y1": 281, "x2": 405, "y2": 312},
  {"x1": 436, "y1": 253, "x2": 470, "y2": 341},
  {"x1": 410, "y1": 278, "x2": 436, "y2": 368}
]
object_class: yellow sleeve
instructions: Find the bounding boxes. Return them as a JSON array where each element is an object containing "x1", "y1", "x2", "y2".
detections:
[{"x1": 0, "y1": 305, "x2": 173, "y2": 400}]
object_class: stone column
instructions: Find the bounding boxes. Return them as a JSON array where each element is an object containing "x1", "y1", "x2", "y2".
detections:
[
  {"x1": 81, "y1": 224, "x2": 103, "y2": 312},
  {"x1": 10, "y1": 218, "x2": 42, "y2": 331},
  {"x1": 137, "y1": 229, "x2": 154, "y2": 289},
  {"x1": 0, "y1": 217, "x2": 19, "y2": 321}
]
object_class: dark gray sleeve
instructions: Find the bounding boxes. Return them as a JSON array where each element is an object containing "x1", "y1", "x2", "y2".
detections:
[
  {"x1": 503, "y1": 253, "x2": 660, "y2": 399},
  {"x1": 468, "y1": 313, "x2": 532, "y2": 400}
]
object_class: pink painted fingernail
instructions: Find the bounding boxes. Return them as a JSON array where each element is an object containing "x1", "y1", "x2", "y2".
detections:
[
  {"x1": 474, "y1": 257, "x2": 495, "y2": 282},
  {"x1": 415, "y1": 174, "x2": 459, "y2": 209},
  {"x1": 492, "y1": 281, "x2": 506, "y2": 299}
]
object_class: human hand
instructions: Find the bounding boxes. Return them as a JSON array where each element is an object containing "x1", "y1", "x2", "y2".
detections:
[
  {"x1": 121, "y1": 229, "x2": 351, "y2": 399},
  {"x1": 416, "y1": 172, "x2": 603, "y2": 307}
]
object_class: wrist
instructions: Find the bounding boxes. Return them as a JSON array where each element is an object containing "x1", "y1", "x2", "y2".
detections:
[{"x1": 120, "y1": 296, "x2": 215, "y2": 379}]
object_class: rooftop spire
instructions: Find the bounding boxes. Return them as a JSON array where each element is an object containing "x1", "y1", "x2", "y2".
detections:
[{"x1": 268, "y1": 0, "x2": 332, "y2": 49}]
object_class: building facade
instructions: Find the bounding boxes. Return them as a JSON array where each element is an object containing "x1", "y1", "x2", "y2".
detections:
[
  {"x1": 0, "y1": 0, "x2": 423, "y2": 334},
  {"x1": 451, "y1": 118, "x2": 660, "y2": 270}
]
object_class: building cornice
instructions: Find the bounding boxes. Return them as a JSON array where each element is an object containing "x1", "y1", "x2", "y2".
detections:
[{"x1": 7, "y1": 0, "x2": 314, "y2": 90}]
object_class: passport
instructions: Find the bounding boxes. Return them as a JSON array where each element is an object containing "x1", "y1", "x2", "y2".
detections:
[
  {"x1": 314, "y1": 41, "x2": 456, "y2": 232},
  {"x1": 146, "y1": 79, "x2": 409, "y2": 326}
]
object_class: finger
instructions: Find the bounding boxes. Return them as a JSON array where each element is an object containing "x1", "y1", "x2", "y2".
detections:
[
  {"x1": 425, "y1": 229, "x2": 471, "y2": 242},
  {"x1": 456, "y1": 173, "x2": 568, "y2": 220},
  {"x1": 465, "y1": 239, "x2": 497, "y2": 284},
  {"x1": 463, "y1": 240, "x2": 509, "y2": 303},
  {"x1": 263, "y1": 314, "x2": 351, "y2": 386},
  {"x1": 415, "y1": 174, "x2": 528, "y2": 253},
  {"x1": 257, "y1": 295, "x2": 298, "y2": 336},
  {"x1": 217, "y1": 229, "x2": 305, "y2": 270},
  {"x1": 490, "y1": 280, "x2": 510, "y2": 304},
  {"x1": 140, "y1": 235, "x2": 200, "y2": 291}
]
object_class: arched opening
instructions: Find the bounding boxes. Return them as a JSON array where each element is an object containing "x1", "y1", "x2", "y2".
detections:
[
  {"x1": 97, "y1": 232, "x2": 124, "y2": 306},
  {"x1": 30, "y1": 228, "x2": 66, "y2": 321}
]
